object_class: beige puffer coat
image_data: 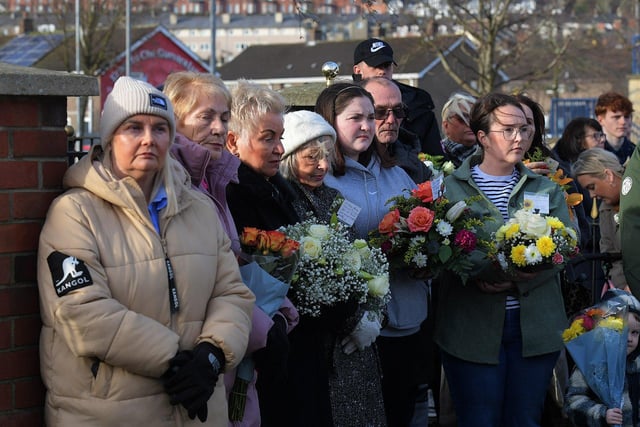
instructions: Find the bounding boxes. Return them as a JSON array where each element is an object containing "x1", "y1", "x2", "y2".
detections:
[{"x1": 37, "y1": 146, "x2": 254, "y2": 426}]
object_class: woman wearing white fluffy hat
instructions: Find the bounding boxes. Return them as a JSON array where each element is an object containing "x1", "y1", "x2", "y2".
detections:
[
  {"x1": 280, "y1": 109, "x2": 337, "y2": 219},
  {"x1": 279, "y1": 109, "x2": 387, "y2": 427}
]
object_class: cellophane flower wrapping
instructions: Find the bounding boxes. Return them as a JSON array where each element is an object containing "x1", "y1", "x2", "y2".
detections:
[
  {"x1": 368, "y1": 181, "x2": 488, "y2": 284},
  {"x1": 280, "y1": 219, "x2": 390, "y2": 319},
  {"x1": 489, "y1": 208, "x2": 579, "y2": 274},
  {"x1": 563, "y1": 298, "x2": 628, "y2": 410},
  {"x1": 239, "y1": 227, "x2": 301, "y2": 285},
  {"x1": 230, "y1": 227, "x2": 301, "y2": 421}
]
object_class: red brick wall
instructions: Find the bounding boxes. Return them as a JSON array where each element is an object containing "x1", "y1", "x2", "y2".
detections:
[{"x1": 0, "y1": 95, "x2": 68, "y2": 426}]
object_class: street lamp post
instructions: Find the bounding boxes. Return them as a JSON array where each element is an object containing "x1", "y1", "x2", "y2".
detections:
[{"x1": 210, "y1": 0, "x2": 216, "y2": 74}]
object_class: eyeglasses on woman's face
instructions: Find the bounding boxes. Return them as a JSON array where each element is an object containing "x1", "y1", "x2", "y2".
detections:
[
  {"x1": 487, "y1": 125, "x2": 533, "y2": 141},
  {"x1": 585, "y1": 131, "x2": 606, "y2": 141}
]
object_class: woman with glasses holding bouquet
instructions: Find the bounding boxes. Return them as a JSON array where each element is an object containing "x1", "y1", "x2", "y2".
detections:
[{"x1": 435, "y1": 93, "x2": 572, "y2": 427}]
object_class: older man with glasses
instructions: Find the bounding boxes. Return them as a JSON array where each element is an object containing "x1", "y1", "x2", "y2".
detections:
[{"x1": 361, "y1": 76, "x2": 432, "y2": 184}]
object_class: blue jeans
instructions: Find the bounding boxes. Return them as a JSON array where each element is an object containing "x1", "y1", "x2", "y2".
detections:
[{"x1": 441, "y1": 308, "x2": 559, "y2": 427}]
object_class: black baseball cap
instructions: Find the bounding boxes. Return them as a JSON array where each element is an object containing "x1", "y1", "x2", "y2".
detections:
[{"x1": 353, "y1": 38, "x2": 397, "y2": 67}]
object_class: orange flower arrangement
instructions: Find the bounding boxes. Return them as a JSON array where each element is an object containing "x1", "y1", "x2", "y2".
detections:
[
  {"x1": 240, "y1": 227, "x2": 300, "y2": 284},
  {"x1": 369, "y1": 181, "x2": 488, "y2": 283}
]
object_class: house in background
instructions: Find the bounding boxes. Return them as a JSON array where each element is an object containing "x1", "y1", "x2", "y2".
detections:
[
  {"x1": 217, "y1": 35, "x2": 498, "y2": 121},
  {"x1": 33, "y1": 25, "x2": 208, "y2": 134}
]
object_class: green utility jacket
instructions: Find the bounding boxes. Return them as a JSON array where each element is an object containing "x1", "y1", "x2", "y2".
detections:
[
  {"x1": 620, "y1": 144, "x2": 640, "y2": 295},
  {"x1": 435, "y1": 155, "x2": 570, "y2": 364}
]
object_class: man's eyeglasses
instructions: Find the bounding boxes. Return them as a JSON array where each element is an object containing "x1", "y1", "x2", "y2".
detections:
[
  {"x1": 585, "y1": 132, "x2": 606, "y2": 141},
  {"x1": 374, "y1": 106, "x2": 408, "y2": 120},
  {"x1": 487, "y1": 126, "x2": 533, "y2": 141}
]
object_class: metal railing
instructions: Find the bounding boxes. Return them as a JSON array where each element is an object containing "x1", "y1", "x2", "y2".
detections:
[{"x1": 67, "y1": 135, "x2": 100, "y2": 165}]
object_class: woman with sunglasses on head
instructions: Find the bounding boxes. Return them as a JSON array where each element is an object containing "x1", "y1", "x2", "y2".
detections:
[
  {"x1": 436, "y1": 93, "x2": 572, "y2": 427},
  {"x1": 317, "y1": 82, "x2": 429, "y2": 427}
]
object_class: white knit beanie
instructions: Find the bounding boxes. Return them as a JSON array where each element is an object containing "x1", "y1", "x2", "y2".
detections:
[
  {"x1": 100, "y1": 76, "x2": 175, "y2": 147},
  {"x1": 282, "y1": 110, "x2": 336, "y2": 158}
]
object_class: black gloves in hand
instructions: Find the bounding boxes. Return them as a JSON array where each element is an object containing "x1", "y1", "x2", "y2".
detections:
[
  {"x1": 163, "y1": 342, "x2": 225, "y2": 422},
  {"x1": 253, "y1": 314, "x2": 289, "y2": 381}
]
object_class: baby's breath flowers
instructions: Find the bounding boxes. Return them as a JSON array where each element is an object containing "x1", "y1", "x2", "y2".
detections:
[{"x1": 281, "y1": 220, "x2": 389, "y2": 318}]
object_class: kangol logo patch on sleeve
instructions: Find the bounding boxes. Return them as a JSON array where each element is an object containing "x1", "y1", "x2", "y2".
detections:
[{"x1": 47, "y1": 251, "x2": 94, "y2": 297}]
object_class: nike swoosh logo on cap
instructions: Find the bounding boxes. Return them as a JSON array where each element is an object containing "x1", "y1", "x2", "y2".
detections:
[{"x1": 370, "y1": 42, "x2": 385, "y2": 53}]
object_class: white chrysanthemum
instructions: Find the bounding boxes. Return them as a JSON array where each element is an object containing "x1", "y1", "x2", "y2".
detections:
[
  {"x1": 524, "y1": 244, "x2": 542, "y2": 264},
  {"x1": 436, "y1": 220, "x2": 453, "y2": 237},
  {"x1": 412, "y1": 253, "x2": 428, "y2": 268}
]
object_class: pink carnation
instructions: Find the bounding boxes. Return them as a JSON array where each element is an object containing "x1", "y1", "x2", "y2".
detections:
[
  {"x1": 454, "y1": 229, "x2": 477, "y2": 253},
  {"x1": 552, "y1": 252, "x2": 564, "y2": 264}
]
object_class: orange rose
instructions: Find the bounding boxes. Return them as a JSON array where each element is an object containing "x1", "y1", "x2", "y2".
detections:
[
  {"x1": 406, "y1": 206, "x2": 435, "y2": 233},
  {"x1": 267, "y1": 230, "x2": 287, "y2": 252},
  {"x1": 280, "y1": 239, "x2": 301, "y2": 257},
  {"x1": 240, "y1": 227, "x2": 260, "y2": 246},
  {"x1": 379, "y1": 209, "x2": 400, "y2": 235},
  {"x1": 411, "y1": 181, "x2": 434, "y2": 203},
  {"x1": 256, "y1": 230, "x2": 271, "y2": 254}
]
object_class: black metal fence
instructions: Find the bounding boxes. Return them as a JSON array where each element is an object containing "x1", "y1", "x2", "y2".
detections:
[{"x1": 67, "y1": 135, "x2": 100, "y2": 165}]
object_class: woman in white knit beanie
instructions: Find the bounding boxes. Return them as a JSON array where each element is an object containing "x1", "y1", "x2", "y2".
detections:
[
  {"x1": 279, "y1": 109, "x2": 387, "y2": 427},
  {"x1": 36, "y1": 76, "x2": 254, "y2": 426}
]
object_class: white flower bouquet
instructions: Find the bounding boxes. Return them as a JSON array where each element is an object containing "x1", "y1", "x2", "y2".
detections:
[
  {"x1": 490, "y1": 208, "x2": 579, "y2": 274},
  {"x1": 281, "y1": 219, "x2": 390, "y2": 318}
]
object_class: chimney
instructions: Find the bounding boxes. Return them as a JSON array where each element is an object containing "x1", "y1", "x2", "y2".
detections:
[
  {"x1": 275, "y1": 12, "x2": 283, "y2": 24},
  {"x1": 222, "y1": 13, "x2": 231, "y2": 24},
  {"x1": 169, "y1": 13, "x2": 178, "y2": 26}
]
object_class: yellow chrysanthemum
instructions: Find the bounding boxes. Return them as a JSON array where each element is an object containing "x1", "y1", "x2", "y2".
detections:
[
  {"x1": 504, "y1": 223, "x2": 520, "y2": 240},
  {"x1": 546, "y1": 217, "x2": 564, "y2": 230},
  {"x1": 536, "y1": 235, "x2": 556, "y2": 257},
  {"x1": 495, "y1": 226, "x2": 506, "y2": 242},
  {"x1": 562, "y1": 318, "x2": 585, "y2": 342},
  {"x1": 510, "y1": 245, "x2": 527, "y2": 267},
  {"x1": 599, "y1": 316, "x2": 625, "y2": 332}
]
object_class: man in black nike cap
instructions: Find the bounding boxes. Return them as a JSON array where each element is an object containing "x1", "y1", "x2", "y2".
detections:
[{"x1": 353, "y1": 38, "x2": 443, "y2": 156}]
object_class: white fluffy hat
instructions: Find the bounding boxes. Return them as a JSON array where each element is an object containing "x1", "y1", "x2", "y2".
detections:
[
  {"x1": 99, "y1": 76, "x2": 175, "y2": 147},
  {"x1": 282, "y1": 110, "x2": 336, "y2": 158}
]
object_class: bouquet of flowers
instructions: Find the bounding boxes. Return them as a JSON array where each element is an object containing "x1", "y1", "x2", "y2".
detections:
[
  {"x1": 563, "y1": 296, "x2": 629, "y2": 413},
  {"x1": 280, "y1": 219, "x2": 390, "y2": 318},
  {"x1": 239, "y1": 227, "x2": 300, "y2": 284},
  {"x1": 230, "y1": 227, "x2": 301, "y2": 420},
  {"x1": 525, "y1": 148, "x2": 583, "y2": 218},
  {"x1": 368, "y1": 181, "x2": 487, "y2": 283},
  {"x1": 489, "y1": 208, "x2": 579, "y2": 274}
]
